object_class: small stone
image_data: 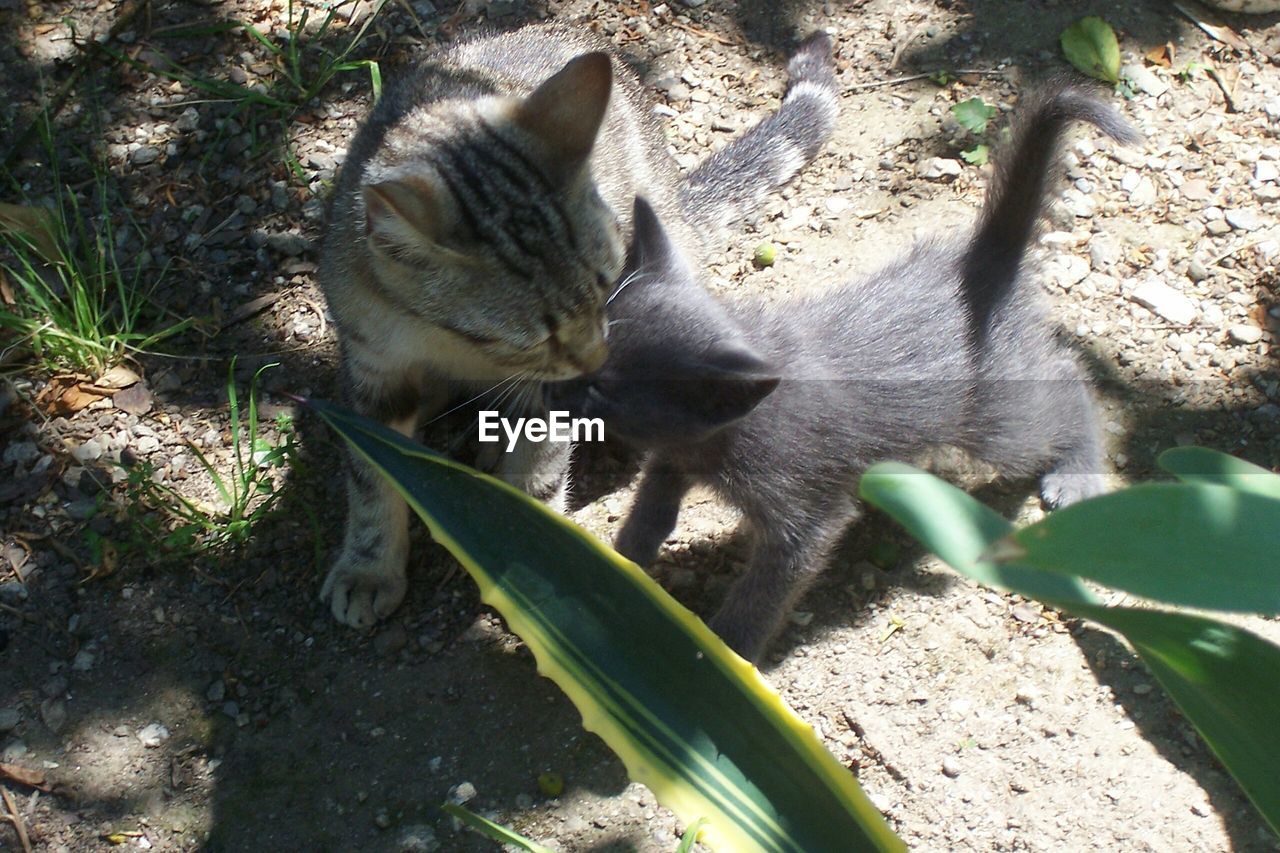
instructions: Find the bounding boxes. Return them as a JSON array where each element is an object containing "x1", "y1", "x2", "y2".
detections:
[
  {"x1": 1131, "y1": 280, "x2": 1197, "y2": 325},
  {"x1": 221, "y1": 701, "x2": 240, "y2": 719},
  {"x1": 0, "y1": 708, "x2": 19, "y2": 733},
  {"x1": 71, "y1": 438, "x2": 103, "y2": 462},
  {"x1": 71, "y1": 649, "x2": 95, "y2": 671},
  {"x1": 941, "y1": 756, "x2": 962, "y2": 778},
  {"x1": 206, "y1": 680, "x2": 226, "y2": 702},
  {"x1": 2, "y1": 739, "x2": 28, "y2": 762},
  {"x1": 1120, "y1": 63, "x2": 1168, "y2": 97},
  {"x1": 1127, "y1": 176, "x2": 1158, "y2": 207},
  {"x1": 396, "y1": 823, "x2": 440, "y2": 852},
  {"x1": 1224, "y1": 208, "x2": 1263, "y2": 231},
  {"x1": 1191, "y1": 801, "x2": 1211, "y2": 817},
  {"x1": 1187, "y1": 259, "x2": 1210, "y2": 282},
  {"x1": 1060, "y1": 187, "x2": 1095, "y2": 218},
  {"x1": 2, "y1": 441, "x2": 40, "y2": 467},
  {"x1": 448, "y1": 781, "x2": 477, "y2": 805},
  {"x1": 374, "y1": 623, "x2": 408, "y2": 657},
  {"x1": 1228, "y1": 324, "x2": 1263, "y2": 345},
  {"x1": 131, "y1": 146, "x2": 161, "y2": 166},
  {"x1": 1132, "y1": 682, "x2": 1153, "y2": 695},
  {"x1": 1180, "y1": 180, "x2": 1210, "y2": 201},
  {"x1": 40, "y1": 697, "x2": 67, "y2": 733},
  {"x1": 1046, "y1": 255, "x2": 1090, "y2": 289},
  {"x1": 113, "y1": 382, "x2": 153, "y2": 415},
  {"x1": 917, "y1": 157, "x2": 963, "y2": 180},
  {"x1": 138, "y1": 722, "x2": 170, "y2": 747},
  {"x1": 1206, "y1": 219, "x2": 1232, "y2": 236},
  {"x1": 1256, "y1": 160, "x2": 1279, "y2": 183},
  {"x1": 1088, "y1": 236, "x2": 1120, "y2": 269},
  {"x1": 374, "y1": 809, "x2": 392, "y2": 830}
]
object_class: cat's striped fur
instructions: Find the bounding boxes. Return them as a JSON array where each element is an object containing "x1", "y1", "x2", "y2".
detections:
[{"x1": 319, "y1": 24, "x2": 837, "y2": 628}]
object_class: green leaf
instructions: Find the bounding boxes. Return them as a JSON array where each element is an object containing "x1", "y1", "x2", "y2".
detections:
[
  {"x1": 859, "y1": 463, "x2": 1280, "y2": 835},
  {"x1": 950, "y1": 97, "x2": 996, "y2": 134},
  {"x1": 310, "y1": 399, "x2": 903, "y2": 853},
  {"x1": 1006, "y1": 484, "x2": 1280, "y2": 614},
  {"x1": 1158, "y1": 446, "x2": 1280, "y2": 499},
  {"x1": 959, "y1": 144, "x2": 989, "y2": 166},
  {"x1": 441, "y1": 803, "x2": 556, "y2": 853},
  {"x1": 1060, "y1": 16, "x2": 1121, "y2": 84},
  {"x1": 857, "y1": 462, "x2": 1096, "y2": 606}
]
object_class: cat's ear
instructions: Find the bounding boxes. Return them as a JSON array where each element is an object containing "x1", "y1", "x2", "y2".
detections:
[
  {"x1": 362, "y1": 177, "x2": 446, "y2": 251},
  {"x1": 514, "y1": 52, "x2": 612, "y2": 186},
  {"x1": 682, "y1": 342, "x2": 780, "y2": 428},
  {"x1": 630, "y1": 196, "x2": 693, "y2": 283}
]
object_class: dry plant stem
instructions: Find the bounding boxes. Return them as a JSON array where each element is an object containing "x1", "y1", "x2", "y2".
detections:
[
  {"x1": 846, "y1": 68, "x2": 1006, "y2": 91},
  {"x1": 0, "y1": 786, "x2": 33, "y2": 853}
]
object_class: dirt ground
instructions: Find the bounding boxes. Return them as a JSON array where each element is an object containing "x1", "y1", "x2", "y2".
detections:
[{"x1": 1, "y1": 0, "x2": 1279, "y2": 850}]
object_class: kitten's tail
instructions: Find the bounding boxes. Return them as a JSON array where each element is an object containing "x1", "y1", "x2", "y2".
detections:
[
  {"x1": 678, "y1": 31, "x2": 838, "y2": 234},
  {"x1": 963, "y1": 84, "x2": 1140, "y2": 338}
]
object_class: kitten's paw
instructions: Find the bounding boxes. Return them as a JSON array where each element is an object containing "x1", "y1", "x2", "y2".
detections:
[
  {"x1": 320, "y1": 555, "x2": 407, "y2": 628},
  {"x1": 1040, "y1": 471, "x2": 1108, "y2": 508},
  {"x1": 706, "y1": 609, "x2": 768, "y2": 664}
]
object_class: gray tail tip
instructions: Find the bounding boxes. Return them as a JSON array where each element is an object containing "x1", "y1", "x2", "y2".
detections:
[{"x1": 789, "y1": 30, "x2": 835, "y2": 78}]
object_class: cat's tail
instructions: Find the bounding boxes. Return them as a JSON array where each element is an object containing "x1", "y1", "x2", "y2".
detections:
[
  {"x1": 962, "y1": 84, "x2": 1140, "y2": 338},
  {"x1": 678, "y1": 31, "x2": 838, "y2": 234}
]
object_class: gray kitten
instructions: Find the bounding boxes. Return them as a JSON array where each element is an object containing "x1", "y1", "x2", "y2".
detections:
[
  {"x1": 549, "y1": 86, "x2": 1139, "y2": 662},
  {"x1": 320, "y1": 24, "x2": 837, "y2": 628}
]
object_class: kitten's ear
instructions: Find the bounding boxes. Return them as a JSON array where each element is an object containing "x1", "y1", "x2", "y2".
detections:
[
  {"x1": 363, "y1": 177, "x2": 445, "y2": 250},
  {"x1": 685, "y1": 342, "x2": 781, "y2": 428},
  {"x1": 630, "y1": 196, "x2": 692, "y2": 281},
  {"x1": 514, "y1": 52, "x2": 612, "y2": 186}
]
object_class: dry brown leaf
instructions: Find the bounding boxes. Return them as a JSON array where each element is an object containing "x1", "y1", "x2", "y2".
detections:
[
  {"x1": 96, "y1": 364, "x2": 141, "y2": 389},
  {"x1": 0, "y1": 762, "x2": 49, "y2": 791},
  {"x1": 0, "y1": 270, "x2": 14, "y2": 305},
  {"x1": 37, "y1": 374, "x2": 114, "y2": 416},
  {"x1": 1145, "y1": 43, "x2": 1174, "y2": 68},
  {"x1": 0, "y1": 203, "x2": 62, "y2": 265}
]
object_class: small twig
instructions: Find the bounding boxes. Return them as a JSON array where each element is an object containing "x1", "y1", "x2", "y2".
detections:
[
  {"x1": 300, "y1": 296, "x2": 329, "y2": 340},
  {"x1": 889, "y1": 22, "x2": 926, "y2": 71},
  {"x1": 223, "y1": 292, "x2": 284, "y2": 328},
  {"x1": 0, "y1": 785, "x2": 33, "y2": 853},
  {"x1": 845, "y1": 68, "x2": 1006, "y2": 92}
]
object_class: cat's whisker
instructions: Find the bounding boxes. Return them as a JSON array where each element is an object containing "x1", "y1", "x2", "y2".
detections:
[{"x1": 424, "y1": 372, "x2": 522, "y2": 426}]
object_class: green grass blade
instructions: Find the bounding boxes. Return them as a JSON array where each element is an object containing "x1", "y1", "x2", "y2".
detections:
[
  {"x1": 440, "y1": 804, "x2": 556, "y2": 853},
  {"x1": 309, "y1": 398, "x2": 903, "y2": 853},
  {"x1": 1159, "y1": 447, "x2": 1280, "y2": 499},
  {"x1": 677, "y1": 817, "x2": 709, "y2": 853},
  {"x1": 1005, "y1": 484, "x2": 1280, "y2": 614},
  {"x1": 857, "y1": 462, "x2": 1097, "y2": 606}
]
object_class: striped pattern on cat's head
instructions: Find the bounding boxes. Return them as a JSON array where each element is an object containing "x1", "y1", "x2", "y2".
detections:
[{"x1": 358, "y1": 52, "x2": 623, "y2": 381}]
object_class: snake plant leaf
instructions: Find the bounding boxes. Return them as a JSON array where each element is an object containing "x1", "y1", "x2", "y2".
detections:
[
  {"x1": 1060, "y1": 16, "x2": 1121, "y2": 84},
  {"x1": 309, "y1": 399, "x2": 903, "y2": 853},
  {"x1": 859, "y1": 462, "x2": 1280, "y2": 834},
  {"x1": 1159, "y1": 446, "x2": 1280, "y2": 499}
]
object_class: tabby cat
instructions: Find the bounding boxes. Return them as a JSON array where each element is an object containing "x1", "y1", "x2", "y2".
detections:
[{"x1": 318, "y1": 24, "x2": 838, "y2": 628}]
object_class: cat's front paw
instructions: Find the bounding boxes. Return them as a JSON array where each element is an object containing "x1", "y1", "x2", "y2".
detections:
[
  {"x1": 320, "y1": 553, "x2": 408, "y2": 628},
  {"x1": 1039, "y1": 471, "x2": 1108, "y2": 509}
]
